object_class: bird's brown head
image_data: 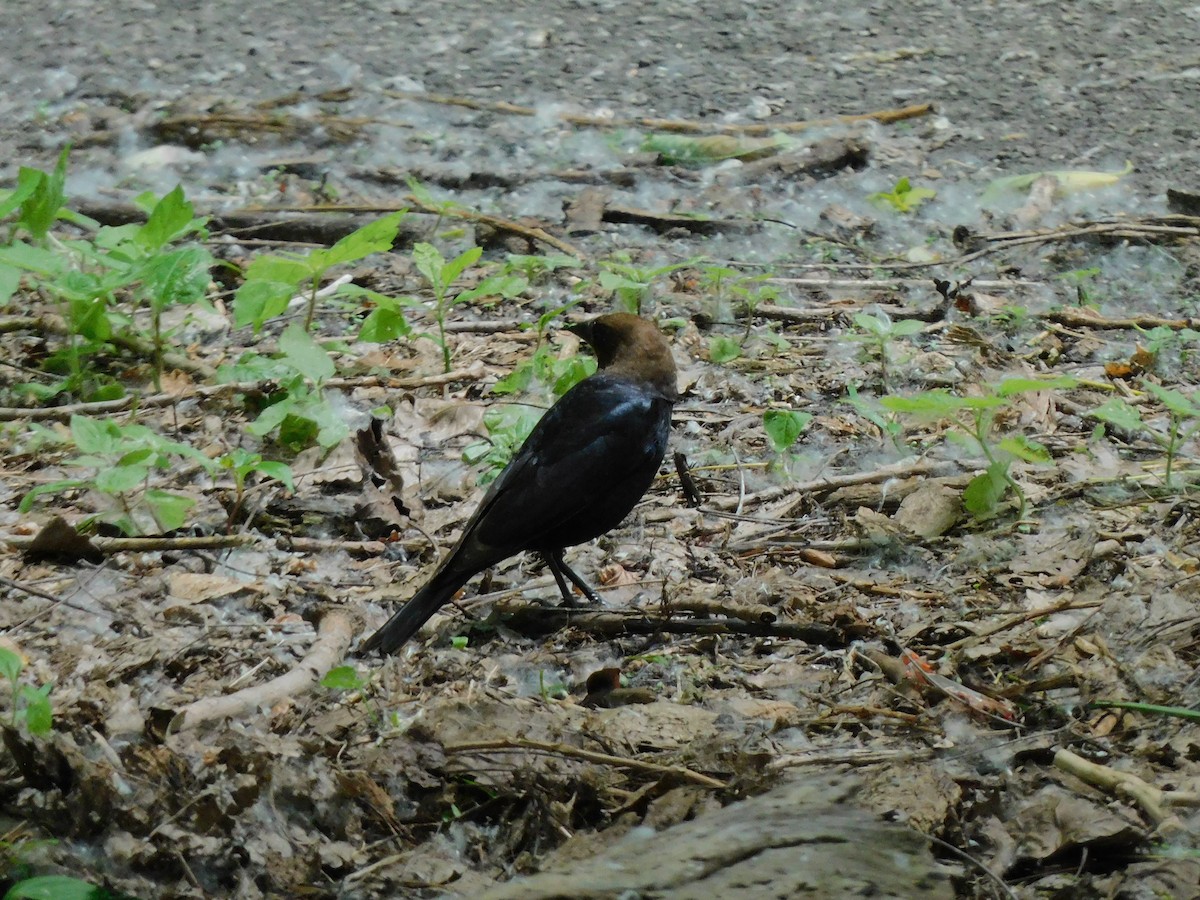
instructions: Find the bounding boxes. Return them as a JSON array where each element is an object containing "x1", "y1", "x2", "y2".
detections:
[{"x1": 571, "y1": 313, "x2": 678, "y2": 400}]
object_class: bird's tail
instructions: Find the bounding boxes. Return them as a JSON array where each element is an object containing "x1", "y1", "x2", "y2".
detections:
[{"x1": 359, "y1": 566, "x2": 474, "y2": 655}]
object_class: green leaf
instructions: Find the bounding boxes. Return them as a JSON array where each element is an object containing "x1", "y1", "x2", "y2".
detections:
[
  {"x1": 994, "y1": 375, "x2": 1078, "y2": 397},
  {"x1": 0, "y1": 170, "x2": 42, "y2": 220},
  {"x1": 439, "y1": 245, "x2": 483, "y2": 290},
  {"x1": 321, "y1": 665, "x2": 367, "y2": 691},
  {"x1": 246, "y1": 396, "x2": 298, "y2": 437},
  {"x1": 456, "y1": 273, "x2": 527, "y2": 304},
  {"x1": 1089, "y1": 398, "x2": 1143, "y2": 433},
  {"x1": 1143, "y1": 381, "x2": 1200, "y2": 418},
  {"x1": 234, "y1": 279, "x2": 295, "y2": 331},
  {"x1": 0, "y1": 646, "x2": 22, "y2": 683},
  {"x1": 358, "y1": 306, "x2": 411, "y2": 342},
  {"x1": 962, "y1": 462, "x2": 1009, "y2": 519},
  {"x1": 70, "y1": 415, "x2": 117, "y2": 454},
  {"x1": 139, "y1": 246, "x2": 213, "y2": 313},
  {"x1": 95, "y1": 465, "x2": 150, "y2": 495},
  {"x1": 491, "y1": 362, "x2": 534, "y2": 396},
  {"x1": 881, "y1": 390, "x2": 975, "y2": 416},
  {"x1": 708, "y1": 336, "x2": 742, "y2": 363},
  {"x1": 244, "y1": 254, "x2": 314, "y2": 284},
  {"x1": 551, "y1": 355, "x2": 595, "y2": 396},
  {"x1": 143, "y1": 490, "x2": 195, "y2": 532},
  {"x1": 137, "y1": 185, "x2": 203, "y2": 250},
  {"x1": 3, "y1": 875, "x2": 102, "y2": 900},
  {"x1": 998, "y1": 434, "x2": 1052, "y2": 464},
  {"x1": 763, "y1": 409, "x2": 813, "y2": 453},
  {"x1": 412, "y1": 243, "x2": 446, "y2": 292},
  {"x1": 19, "y1": 683, "x2": 53, "y2": 735},
  {"x1": 867, "y1": 176, "x2": 936, "y2": 214},
  {"x1": 17, "y1": 147, "x2": 70, "y2": 241},
  {"x1": 314, "y1": 210, "x2": 405, "y2": 268},
  {"x1": 853, "y1": 312, "x2": 889, "y2": 336},
  {"x1": 0, "y1": 241, "x2": 69, "y2": 277},
  {"x1": 279, "y1": 323, "x2": 335, "y2": 384},
  {"x1": 278, "y1": 413, "x2": 321, "y2": 450},
  {"x1": 18, "y1": 479, "x2": 87, "y2": 512},
  {"x1": 890, "y1": 318, "x2": 926, "y2": 336},
  {"x1": 253, "y1": 461, "x2": 295, "y2": 491},
  {"x1": 0, "y1": 262, "x2": 21, "y2": 306}
]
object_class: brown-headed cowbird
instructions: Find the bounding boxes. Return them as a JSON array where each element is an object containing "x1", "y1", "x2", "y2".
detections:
[{"x1": 360, "y1": 313, "x2": 678, "y2": 655}]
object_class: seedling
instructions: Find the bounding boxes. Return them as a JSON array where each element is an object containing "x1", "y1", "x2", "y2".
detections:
[
  {"x1": 0, "y1": 647, "x2": 52, "y2": 738},
  {"x1": 881, "y1": 376, "x2": 1077, "y2": 520},
  {"x1": 763, "y1": 408, "x2": 813, "y2": 474},
  {"x1": 850, "y1": 309, "x2": 925, "y2": 386},
  {"x1": 19, "y1": 415, "x2": 214, "y2": 534},
  {"x1": 411, "y1": 242, "x2": 527, "y2": 372},
  {"x1": 217, "y1": 448, "x2": 294, "y2": 527},
  {"x1": 868, "y1": 177, "x2": 936, "y2": 214},
  {"x1": 234, "y1": 211, "x2": 406, "y2": 333},
  {"x1": 1090, "y1": 381, "x2": 1200, "y2": 489},
  {"x1": 597, "y1": 254, "x2": 698, "y2": 315}
]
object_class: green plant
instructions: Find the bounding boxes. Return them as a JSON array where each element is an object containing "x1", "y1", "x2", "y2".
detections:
[
  {"x1": 234, "y1": 211, "x2": 406, "y2": 333},
  {"x1": 844, "y1": 383, "x2": 906, "y2": 449},
  {"x1": 501, "y1": 252, "x2": 578, "y2": 282},
  {"x1": 0, "y1": 647, "x2": 52, "y2": 737},
  {"x1": 881, "y1": 376, "x2": 1077, "y2": 520},
  {"x1": 462, "y1": 404, "x2": 544, "y2": 485},
  {"x1": 0, "y1": 159, "x2": 214, "y2": 401},
  {"x1": 763, "y1": 408, "x2": 813, "y2": 474},
  {"x1": 1134, "y1": 325, "x2": 1200, "y2": 373},
  {"x1": 490, "y1": 309, "x2": 596, "y2": 400},
  {"x1": 1090, "y1": 381, "x2": 1200, "y2": 489},
  {"x1": 19, "y1": 415, "x2": 213, "y2": 534},
  {"x1": 850, "y1": 310, "x2": 925, "y2": 386},
  {"x1": 867, "y1": 177, "x2": 935, "y2": 214},
  {"x1": 708, "y1": 335, "x2": 742, "y2": 364},
  {"x1": 217, "y1": 448, "x2": 294, "y2": 526},
  {"x1": 411, "y1": 243, "x2": 527, "y2": 372},
  {"x1": 597, "y1": 255, "x2": 698, "y2": 315},
  {"x1": 3, "y1": 875, "x2": 105, "y2": 900},
  {"x1": 225, "y1": 324, "x2": 348, "y2": 451}
]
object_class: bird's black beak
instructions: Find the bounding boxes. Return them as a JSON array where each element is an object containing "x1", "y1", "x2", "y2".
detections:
[{"x1": 567, "y1": 320, "x2": 594, "y2": 344}]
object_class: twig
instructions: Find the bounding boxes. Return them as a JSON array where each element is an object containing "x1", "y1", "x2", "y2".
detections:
[
  {"x1": 1054, "y1": 748, "x2": 1183, "y2": 831},
  {"x1": 443, "y1": 737, "x2": 726, "y2": 789},
  {"x1": 492, "y1": 601, "x2": 846, "y2": 646},
  {"x1": 943, "y1": 599, "x2": 1105, "y2": 652},
  {"x1": 168, "y1": 609, "x2": 354, "y2": 733},
  {"x1": 0, "y1": 367, "x2": 485, "y2": 422},
  {"x1": 246, "y1": 198, "x2": 584, "y2": 259},
  {"x1": 705, "y1": 458, "x2": 955, "y2": 512},
  {"x1": 4, "y1": 531, "x2": 391, "y2": 558},
  {"x1": 768, "y1": 747, "x2": 935, "y2": 769},
  {"x1": 384, "y1": 91, "x2": 933, "y2": 135}
]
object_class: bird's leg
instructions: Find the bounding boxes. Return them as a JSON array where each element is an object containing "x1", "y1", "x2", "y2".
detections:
[{"x1": 543, "y1": 549, "x2": 602, "y2": 606}]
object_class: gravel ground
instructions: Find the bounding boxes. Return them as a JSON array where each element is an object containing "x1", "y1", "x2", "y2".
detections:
[{"x1": 3, "y1": 0, "x2": 1199, "y2": 193}]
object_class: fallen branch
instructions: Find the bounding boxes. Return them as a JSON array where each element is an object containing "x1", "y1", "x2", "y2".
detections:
[
  {"x1": 1054, "y1": 748, "x2": 1183, "y2": 832},
  {"x1": 168, "y1": 609, "x2": 354, "y2": 733},
  {"x1": 0, "y1": 367, "x2": 485, "y2": 422},
  {"x1": 705, "y1": 458, "x2": 955, "y2": 512},
  {"x1": 492, "y1": 601, "x2": 850, "y2": 646},
  {"x1": 384, "y1": 91, "x2": 933, "y2": 135},
  {"x1": 443, "y1": 737, "x2": 726, "y2": 789}
]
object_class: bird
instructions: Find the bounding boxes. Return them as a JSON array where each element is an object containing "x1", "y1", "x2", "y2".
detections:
[{"x1": 360, "y1": 312, "x2": 678, "y2": 655}]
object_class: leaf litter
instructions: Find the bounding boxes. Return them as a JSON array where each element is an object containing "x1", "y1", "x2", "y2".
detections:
[{"x1": 0, "y1": 86, "x2": 1199, "y2": 899}]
